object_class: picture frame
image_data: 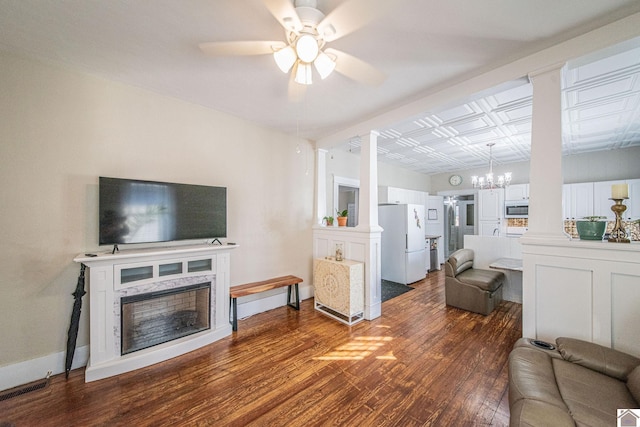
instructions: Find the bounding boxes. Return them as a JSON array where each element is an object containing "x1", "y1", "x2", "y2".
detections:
[{"x1": 428, "y1": 209, "x2": 438, "y2": 220}]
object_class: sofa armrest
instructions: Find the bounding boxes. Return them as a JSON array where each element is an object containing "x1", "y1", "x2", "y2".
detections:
[{"x1": 556, "y1": 337, "x2": 640, "y2": 381}]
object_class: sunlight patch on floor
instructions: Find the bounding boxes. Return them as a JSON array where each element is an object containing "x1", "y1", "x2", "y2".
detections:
[{"x1": 313, "y1": 336, "x2": 393, "y2": 361}]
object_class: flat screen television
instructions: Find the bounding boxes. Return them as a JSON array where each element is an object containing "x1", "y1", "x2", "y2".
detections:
[{"x1": 99, "y1": 177, "x2": 227, "y2": 246}]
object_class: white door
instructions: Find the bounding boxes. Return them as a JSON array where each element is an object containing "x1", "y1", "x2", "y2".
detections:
[{"x1": 406, "y1": 204, "x2": 425, "y2": 252}]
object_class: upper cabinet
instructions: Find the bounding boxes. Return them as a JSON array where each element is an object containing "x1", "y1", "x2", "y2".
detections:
[
  {"x1": 563, "y1": 179, "x2": 640, "y2": 221},
  {"x1": 478, "y1": 188, "x2": 504, "y2": 221},
  {"x1": 563, "y1": 183, "x2": 594, "y2": 220},
  {"x1": 505, "y1": 184, "x2": 529, "y2": 201},
  {"x1": 378, "y1": 186, "x2": 428, "y2": 206}
]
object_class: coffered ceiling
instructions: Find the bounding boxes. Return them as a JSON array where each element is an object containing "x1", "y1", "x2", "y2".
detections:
[
  {"x1": 339, "y1": 39, "x2": 640, "y2": 175},
  {"x1": 0, "y1": 0, "x2": 639, "y2": 176}
]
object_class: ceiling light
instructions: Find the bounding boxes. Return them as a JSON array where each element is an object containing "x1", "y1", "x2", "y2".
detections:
[
  {"x1": 471, "y1": 143, "x2": 512, "y2": 189},
  {"x1": 313, "y1": 51, "x2": 336, "y2": 79},
  {"x1": 295, "y1": 62, "x2": 313, "y2": 85},
  {"x1": 295, "y1": 34, "x2": 319, "y2": 63},
  {"x1": 273, "y1": 45, "x2": 296, "y2": 73}
]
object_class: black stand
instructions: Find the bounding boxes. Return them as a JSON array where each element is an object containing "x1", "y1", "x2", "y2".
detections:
[
  {"x1": 112, "y1": 244, "x2": 119, "y2": 254},
  {"x1": 210, "y1": 238, "x2": 222, "y2": 245}
]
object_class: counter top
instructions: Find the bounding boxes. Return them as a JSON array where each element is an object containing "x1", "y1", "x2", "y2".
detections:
[
  {"x1": 425, "y1": 235, "x2": 441, "y2": 239},
  {"x1": 489, "y1": 258, "x2": 523, "y2": 272}
]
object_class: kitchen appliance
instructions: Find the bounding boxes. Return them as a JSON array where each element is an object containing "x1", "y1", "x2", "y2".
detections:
[
  {"x1": 505, "y1": 201, "x2": 529, "y2": 218},
  {"x1": 379, "y1": 204, "x2": 426, "y2": 284}
]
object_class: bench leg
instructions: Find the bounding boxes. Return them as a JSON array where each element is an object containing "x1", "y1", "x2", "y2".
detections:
[
  {"x1": 229, "y1": 296, "x2": 238, "y2": 331},
  {"x1": 287, "y1": 283, "x2": 300, "y2": 310}
]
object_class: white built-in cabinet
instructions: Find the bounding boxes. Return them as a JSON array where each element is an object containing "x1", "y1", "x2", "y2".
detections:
[
  {"x1": 478, "y1": 188, "x2": 504, "y2": 236},
  {"x1": 563, "y1": 179, "x2": 640, "y2": 220},
  {"x1": 378, "y1": 186, "x2": 427, "y2": 206},
  {"x1": 505, "y1": 184, "x2": 529, "y2": 201},
  {"x1": 562, "y1": 182, "x2": 594, "y2": 220}
]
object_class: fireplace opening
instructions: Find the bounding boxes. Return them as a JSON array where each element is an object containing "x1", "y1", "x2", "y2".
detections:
[{"x1": 121, "y1": 282, "x2": 211, "y2": 355}]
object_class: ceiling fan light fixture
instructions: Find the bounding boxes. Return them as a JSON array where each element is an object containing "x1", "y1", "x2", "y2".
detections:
[
  {"x1": 314, "y1": 51, "x2": 336, "y2": 79},
  {"x1": 294, "y1": 62, "x2": 313, "y2": 85},
  {"x1": 295, "y1": 34, "x2": 319, "y2": 63},
  {"x1": 273, "y1": 45, "x2": 296, "y2": 73}
]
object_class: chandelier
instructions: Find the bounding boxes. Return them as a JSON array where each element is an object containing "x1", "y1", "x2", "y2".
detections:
[
  {"x1": 273, "y1": 31, "x2": 336, "y2": 85},
  {"x1": 471, "y1": 143, "x2": 512, "y2": 189}
]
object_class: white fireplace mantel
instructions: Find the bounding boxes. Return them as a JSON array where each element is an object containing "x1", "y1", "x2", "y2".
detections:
[{"x1": 74, "y1": 243, "x2": 237, "y2": 382}]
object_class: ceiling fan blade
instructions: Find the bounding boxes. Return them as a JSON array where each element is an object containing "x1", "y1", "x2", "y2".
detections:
[
  {"x1": 263, "y1": 0, "x2": 302, "y2": 33},
  {"x1": 325, "y1": 48, "x2": 386, "y2": 86},
  {"x1": 318, "y1": 0, "x2": 396, "y2": 42},
  {"x1": 199, "y1": 41, "x2": 285, "y2": 56}
]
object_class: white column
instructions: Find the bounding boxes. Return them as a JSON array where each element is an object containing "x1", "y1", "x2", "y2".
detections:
[
  {"x1": 357, "y1": 131, "x2": 382, "y2": 232},
  {"x1": 526, "y1": 63, "x2": 567, "y2": 241},
  {"x1": 315, "y1": 148, "x2": 328, "y2": 225},
  {"x1": 357, "y1": 131, "x2": 382, "y2": 320}
]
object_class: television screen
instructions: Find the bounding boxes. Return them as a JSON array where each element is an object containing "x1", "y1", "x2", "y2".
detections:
[{"x1": 99, "y1": 177, "x2": 226, "y2": 245}]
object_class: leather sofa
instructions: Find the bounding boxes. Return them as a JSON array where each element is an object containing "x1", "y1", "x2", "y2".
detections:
[
  {"x1": 444, "y1": 248, "x2": 504, "y2": 315},
  {"x1": 509, "y1": 337, "x2": 640, "y2": 426}
]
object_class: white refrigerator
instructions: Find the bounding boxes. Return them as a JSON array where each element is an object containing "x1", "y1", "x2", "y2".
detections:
[{"x1": 379, "y1": 204, "x2": 427, "y2": 285}]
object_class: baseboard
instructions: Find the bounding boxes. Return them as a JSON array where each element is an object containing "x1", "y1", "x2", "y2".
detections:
[
  {"x1": 1, "y1": 286, "x2": 314, "y2": 391},
  {"x1": 0, "y1": 345, "x2": 89, "y2": 392}
]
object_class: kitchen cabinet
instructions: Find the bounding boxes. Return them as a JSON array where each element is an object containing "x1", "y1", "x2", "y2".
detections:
[
  {"x1": 478, "y1": 188, "x2": 504, "y2": 221},
  {"x1": 478, "y1": 188, "x2": 504, "y2": 237},
  {"x1": 593, "y1": 180, "x2": 625, "y2": 220},
  {"x1": 627, "y1": 179, "x2": 640, "y2": 219},
  {"x1": 378, "y1": 186, "x2": 427, "y2": 206},
  {"x1": 505, "y1": 184, "x2": 529, "y2": 201},
  {"x1": 562, "y1": 183, "x2": 594, "y2": 220}
]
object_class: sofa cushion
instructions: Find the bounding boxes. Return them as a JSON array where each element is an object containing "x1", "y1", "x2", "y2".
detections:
[
  {"x1": 447, "y1": 248, "x2": 474, "y2": 276},
  {"x1": 509, "y1": 399, "x2": 575, "y2": 427},
  {"x1": 457, "y1": 268, "x2": 504, "y2": 292},
  {"x1": 557, "y1": 337, "x2": 640, "y2": 381},
  {"x1": 553, "y1": 358, "x2": 637, "y2": 426},
  {"x1": 627, "y1": 365, "x2": 640, "y2": 404},
  {"x1": 508, "y1": 347, "x2": 567, "y2": 410}
]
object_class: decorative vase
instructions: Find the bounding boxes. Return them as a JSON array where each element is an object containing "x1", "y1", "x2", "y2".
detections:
[
  {"x1": 576, "y1": 221, "x2": 606, "y2": 240},
  {"x1": 337, "y1": 216, "x2": 347, "y2": 227}
]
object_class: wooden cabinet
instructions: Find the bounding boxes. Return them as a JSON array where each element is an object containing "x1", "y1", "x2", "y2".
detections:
[
  {"x1": 505, "y1": 184, "x2": 529, "y2": 201},
  {"x1": 313, "y1": 258, "x2": 364, "y2": 325}
]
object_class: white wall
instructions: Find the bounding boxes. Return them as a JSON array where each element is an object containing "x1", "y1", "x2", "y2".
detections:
[
  {"x1": 324, "y1": 148, "x2": 430, "y2": 215},
  {"x1": 429, "y1": 146, "x2": 640, "y2": 193},
  {"x1": 0, "y1": 52, "x2": 314, "y2": 371}
]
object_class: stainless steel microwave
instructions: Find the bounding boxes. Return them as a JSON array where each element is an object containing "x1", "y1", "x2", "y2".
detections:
[{"x1": 505, "y1": 201, "x2": 529, "y2": 218}]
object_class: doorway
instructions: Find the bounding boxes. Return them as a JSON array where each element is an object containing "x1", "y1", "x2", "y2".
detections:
[
  {"x1": 333, "y1": 176, "x2": 359, "y2": 227},
  {"x1": 444, "y1": 195, "x2": 475, "y2": 258}
]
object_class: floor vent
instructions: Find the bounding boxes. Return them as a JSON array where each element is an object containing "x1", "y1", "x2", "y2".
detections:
[{"x1": 0, "y1": 372, "x2": 51, "y2": 402}]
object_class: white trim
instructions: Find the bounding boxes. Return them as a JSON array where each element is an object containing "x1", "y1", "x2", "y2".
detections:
[{"x1": 0, "y1": 345, "x2": 89, "y2": 392}]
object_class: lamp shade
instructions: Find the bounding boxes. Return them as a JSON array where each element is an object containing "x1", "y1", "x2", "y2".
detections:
[
  {"x1": 313, "y1": 51, "x2": 336, "y2": 79},
  {"x1": 294, "y1": 62, "x2": 313, "y2": 85},
  {"x1": 295, "y1": 34, "x2": 319, "y2": 63},
  {"x1": 273, "y1": 45, "x2": 296, "y2": 73}
]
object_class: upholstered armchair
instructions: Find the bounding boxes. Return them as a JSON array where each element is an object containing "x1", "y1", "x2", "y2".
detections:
[{"x1": 444, "y1": 248, "x2": 504, "y2": 315}]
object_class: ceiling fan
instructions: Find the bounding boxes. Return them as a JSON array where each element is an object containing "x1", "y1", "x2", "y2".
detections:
[{"x1": 199, "y1": 0, "x2": 390, "y2": 92}]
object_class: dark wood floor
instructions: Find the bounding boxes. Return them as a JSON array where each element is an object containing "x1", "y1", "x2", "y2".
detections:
[{"x1": 0, "y1": 270, "x2": 522, "y2": 426}]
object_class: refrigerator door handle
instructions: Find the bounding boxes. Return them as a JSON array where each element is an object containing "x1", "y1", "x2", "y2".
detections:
[{"x1": 406, "y1": 234, "x2": 408, "y2": 250}]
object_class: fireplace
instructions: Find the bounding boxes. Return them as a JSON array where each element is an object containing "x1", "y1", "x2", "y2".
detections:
[
  {"x1": 121, "y1": 282, "x2": 211, "y2": 355},
  {"x1": 75, "y1": 244, "x2": 237, "y2": 382}
]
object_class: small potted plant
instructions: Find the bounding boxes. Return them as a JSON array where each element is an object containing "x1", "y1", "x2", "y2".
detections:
[
  {"x1": 576, "y1": 216, "x2": 607, "y2": 240},
  {"x1": 323, "y1": 216, "x2": 334, "y2": 226},
  {"x1": 336, "y1": 209, "x2": 348, "y2": 227}
]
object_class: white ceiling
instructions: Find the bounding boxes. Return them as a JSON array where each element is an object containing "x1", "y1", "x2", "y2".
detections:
[{"x1": 0, "y1": 0, "x2": 639, "y2": 175}]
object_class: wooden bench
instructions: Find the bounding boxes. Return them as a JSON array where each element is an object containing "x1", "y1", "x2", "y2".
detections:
[{"x1": 229, "y1": 275, "x2": 303, "y2": 331}]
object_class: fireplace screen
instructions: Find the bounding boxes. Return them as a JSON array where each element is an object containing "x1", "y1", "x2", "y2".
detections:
[{"x1": 121, "y1": 282, "x2": 211, "y2": 355}]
